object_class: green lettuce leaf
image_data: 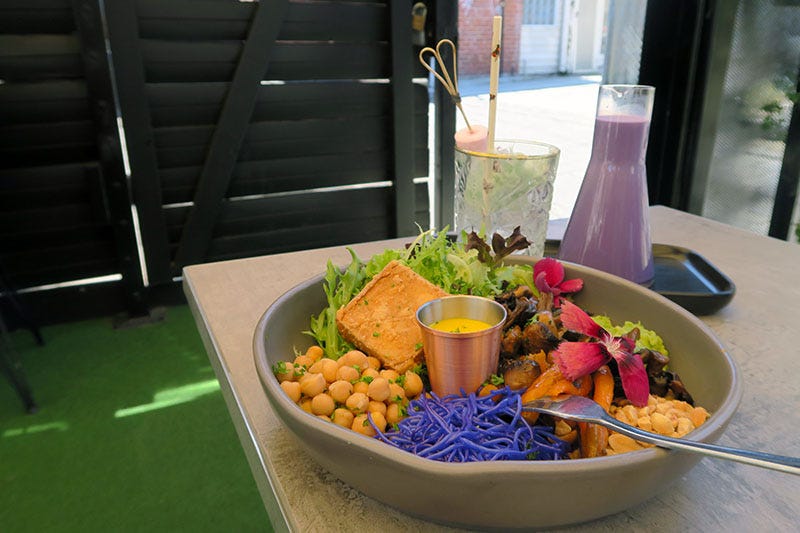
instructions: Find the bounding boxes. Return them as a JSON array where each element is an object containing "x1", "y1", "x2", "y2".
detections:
[{"x1": 592, "y1": 315, "x2": 669, "y2": 356}]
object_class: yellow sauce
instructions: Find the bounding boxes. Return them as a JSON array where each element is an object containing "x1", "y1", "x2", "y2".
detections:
[{"x1": 429, "y1": 317, "x2": 492, "y2": 333}]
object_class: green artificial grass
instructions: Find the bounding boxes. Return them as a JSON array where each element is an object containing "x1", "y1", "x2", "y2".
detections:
[{"x1": 0, "y1": 305, "x2": 272, "y2": 533}]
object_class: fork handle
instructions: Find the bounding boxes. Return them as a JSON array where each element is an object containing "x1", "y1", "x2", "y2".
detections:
[{"x1": 598, "y1": 413, "x2": 800, "y2": 475}]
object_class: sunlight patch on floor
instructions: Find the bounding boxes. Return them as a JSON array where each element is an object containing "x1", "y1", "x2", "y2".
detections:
[
  {"x1": 114, "y1": 379, "x2": 221, "y2": 418},
  {"x1": 2, "y1": 421, "x2": 70, "y2": 438}
]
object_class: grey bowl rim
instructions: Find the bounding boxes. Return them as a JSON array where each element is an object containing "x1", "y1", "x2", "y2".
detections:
[{"x1": 253, "y1": 257, "x2": 743, "y2": 477}]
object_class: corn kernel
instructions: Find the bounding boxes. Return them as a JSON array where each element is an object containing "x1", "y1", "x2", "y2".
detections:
[
  {"x1": 622, "y1": 405, "x2": 639, "y2": 423},
  {"x1": 555, "y1": 419, "x2": 572, "y2": 436},
  {"x1": 651, "y1": 412, "x2": 675, "y2": 435},
  {"x1": 676, "y1": 417, "x2": 694, "y2": 437},
  {"x1": 608, "y1": 434, "x2": 642, "y2": 454},
  {"x1": 690, "y1": 406, "x2": 710, "y2": 428}
]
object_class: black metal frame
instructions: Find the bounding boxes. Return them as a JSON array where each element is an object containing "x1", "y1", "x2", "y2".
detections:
[
  {"x1": 72, "y1": 0, "x2": 150, "y2": 316},
  {"x1": 389, "y1": 1, "x2": 418, "y2": 237},
  {"x1": 103, "y1": 0, "x2": 172, "y2": 285},
  {"x1": 685, "y1": 0, "x2": 738, "y2": 216},
  {"x1": 769, "y1": 64, "x2": 800, "y2": 240},
  {"x1": 432, "y1": 0, "x2": 458, "y2": 230},
  {"x1": 642, "y1": 0, "x2": 800, "y2": 241},
  {"x1": 639, "y1": 0, "x2": 711, "y2": 209}
]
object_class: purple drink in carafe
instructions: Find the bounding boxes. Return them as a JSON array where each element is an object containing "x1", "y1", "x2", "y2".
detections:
[{"x1": 558, "y1": 114, "x2": 654, "y2": 284}]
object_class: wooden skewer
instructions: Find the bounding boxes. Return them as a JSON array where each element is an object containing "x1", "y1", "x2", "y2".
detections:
[
  {"x1": 419, "y1": 39, "x2": 473, "y2": 131},
  {"x1": 487, "y1": 16, "x2": 503, "y2": 153}
]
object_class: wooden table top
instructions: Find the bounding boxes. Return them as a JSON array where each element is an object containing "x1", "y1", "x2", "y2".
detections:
[{"x1": 183, "y1": 206, "x2": 800, "y2": 532}]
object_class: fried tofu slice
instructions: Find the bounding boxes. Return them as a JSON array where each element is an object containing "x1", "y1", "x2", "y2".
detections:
[{"x1": 336, "y1": 260, "x2": 448, "y2": 373}]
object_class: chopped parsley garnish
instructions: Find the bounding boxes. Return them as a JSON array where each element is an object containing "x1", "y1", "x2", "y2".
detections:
[{"x1": 272, "y1": 361, "x2": 288, "y2": 375}]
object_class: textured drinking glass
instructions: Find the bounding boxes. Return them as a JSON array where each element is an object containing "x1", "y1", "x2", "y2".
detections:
[
  {"x1": 558, "y1": 85, "x2": 656, "y2": 285},
  {"x1": 454, "y1": 140, "x2": 560, "y2": 258}
]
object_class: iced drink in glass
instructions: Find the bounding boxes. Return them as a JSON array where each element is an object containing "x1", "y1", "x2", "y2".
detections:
[{"x1": 454, "y1": 140, "x2": 560, "y2": 258}]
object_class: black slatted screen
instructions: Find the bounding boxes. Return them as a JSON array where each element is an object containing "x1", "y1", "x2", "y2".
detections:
[
  {"x1": 0, "y1": 1, "x2": 119, "y2": 290},
  {"x1": 0, "y1": 0, "x2": 442, "y2": 325},
  {"x1": 125, "y1": 0, "x2": 430, "y2": 269}
]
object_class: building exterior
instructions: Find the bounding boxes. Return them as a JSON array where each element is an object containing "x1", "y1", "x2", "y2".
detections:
[{"x1": 458, "y1": 0, "x2": 607, "y2": 76}]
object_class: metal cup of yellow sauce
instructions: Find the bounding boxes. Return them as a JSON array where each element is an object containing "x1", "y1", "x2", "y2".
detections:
[{"x1": 416, "y1": 295, "x2": 507, "y2": 396}]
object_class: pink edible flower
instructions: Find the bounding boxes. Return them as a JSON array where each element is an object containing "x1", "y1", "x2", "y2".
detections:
[
  {"x1": 553, "y1": 300, "x2": 650, "y2": 407},
  {"x1": 534, "y1": 257, "x2": 584, "y2": 306}
]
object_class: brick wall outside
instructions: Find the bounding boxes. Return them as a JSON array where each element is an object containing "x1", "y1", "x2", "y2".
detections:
[{"x1": 458, "y1": 0, "x2": 522, "y2": 76}]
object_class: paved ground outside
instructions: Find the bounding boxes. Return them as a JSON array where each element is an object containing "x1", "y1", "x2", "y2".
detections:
[{"x1": 455, "y1": 74, "x2": 601, "y2": 220}]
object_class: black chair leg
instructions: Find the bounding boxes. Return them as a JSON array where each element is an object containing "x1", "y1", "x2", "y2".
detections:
[
  {"x1": 0, "y1": 315, "x2": 38, "y2": 413},
  {"x1": 0, "y1": 267, "x2": 44, "y2": 346}
]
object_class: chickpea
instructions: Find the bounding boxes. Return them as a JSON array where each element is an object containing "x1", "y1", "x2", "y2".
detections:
[
  {"x1": 305, "y1": 345, "x2": 324, "y2": 362},
  {"x1": 361, "y1": 367, "x2": 380, "y2": 381},
  {"x1": 338, "y1": 350, "x2": 368, "y2": 369},
  {"x1": 328, "y1": 380, "x2": 353, "y2": 404},
  {"x1": 369, "y1": 411, "x2": 388, "y2": 433},
  {"x1": 403, "y1": 371, "x2": 424, "y2": 398},
  {"x1": 368, "y1": 401, "x2": 387, "y2": 416},
  {"x1": 294, "y1": 354, "x2": 314, "y2": 369},
  {"x1": 309, "y1": 358, "x2": 338, "y2": 382},
  {"x1": 380, "y1": 369, "x2": 400, "y2": 383},
  {"x1": 388, "y1": 383, "x2": 407, "y2": 404},
  {"x1": 351, "y1": 414, "x2": 376, "y2": 436},
  {"x1": 299, "y1": 398, "x2": 313, "y2": 414},
  {"x1": 273, "y1": 361, "x2": 296, "y2": 382},
  {"x1": 367, "y1": 377, "x2": 391, "y2": 402},
  {"x1": 385, "y1": 402, "x2": 404, "y2": 426},
  {"x1": 365, "y1": 356, "x2": 381, "y2": 371},
  {"x1": 311, "y1": 393, "x2": 335, "y2": 417},
  {"x1": 299, "y1": 372, "x2": 325, "y2": 397},
  {"x1": 308, "y1": 359, "x2": 325, "y2": 374},
  {"x1": 336, "y1": 365, "x2": 360, "y2": 383},
  {"x1": 321, "y1": 359, "x2": 339, "y2": 383},
  {"x1": 292, "y1": 365, "x2": 307, "y2": 380},
  {"x1": 353, "y1": 381, "x2": 369, "y2": 395},
  {"x1": 332, "y1": 408, "x2": 354, "y2": 428},
  {"x1": 280, "y1": 380, "x2": 301, "y2": 403},
  {"x1": 345, "y1": 392, "x2": 369, "y2": 414}
]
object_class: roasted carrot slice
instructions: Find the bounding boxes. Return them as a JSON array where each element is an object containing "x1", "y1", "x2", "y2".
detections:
[
  {"x1": 580, "y1": 365, "x2": 614, "y2": 458},
  {"x1": 521, "y1": 364, "x2": 592, "y2": 423},
  {"x1": 530, "y1": 350, "x2": 550, "y2": 373}
]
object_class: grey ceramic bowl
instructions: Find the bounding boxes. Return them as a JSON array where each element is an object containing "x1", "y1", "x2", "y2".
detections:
[{"x1": 253, "y1": 257, "x2": 741, "y2": 530}]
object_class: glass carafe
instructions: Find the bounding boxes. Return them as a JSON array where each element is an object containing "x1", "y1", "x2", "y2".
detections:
[{"x1": 558, "y1": 85, "x2": 655, "y2": 285}]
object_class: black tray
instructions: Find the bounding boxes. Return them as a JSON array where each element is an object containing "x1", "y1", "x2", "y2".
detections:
[{"x1": 543, "y1": 240, "x2": 735, "y2": 315}]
